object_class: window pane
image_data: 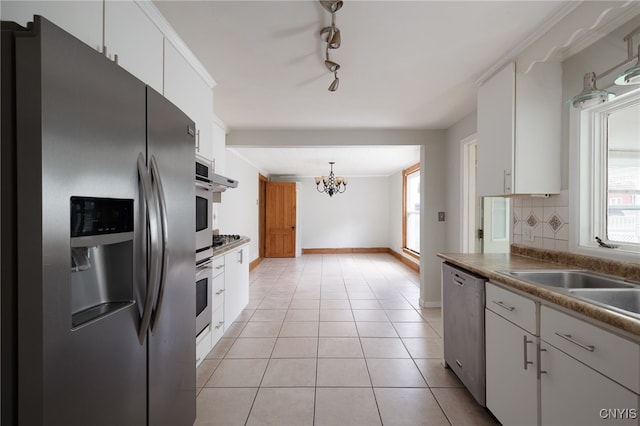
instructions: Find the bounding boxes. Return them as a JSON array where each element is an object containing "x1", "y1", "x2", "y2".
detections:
[
  {"x1": 406, "y1": 170, "x2": 420, "y2": 253},
  {"x1": 607, "y1": 103, "x2": 640, "y2": 244}
]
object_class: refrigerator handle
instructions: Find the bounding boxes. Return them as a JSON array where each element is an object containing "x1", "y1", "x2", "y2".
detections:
[
  {"x1": 137, "y1": 153, "x2": 161, "y2": 344},
  {"x1": 150, "y1": 155, "x2": 169, "y2": 334}
]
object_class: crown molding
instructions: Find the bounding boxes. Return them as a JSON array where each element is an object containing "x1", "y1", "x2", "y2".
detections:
[
  {"x1": 476, "y1": 1, "x2": 581, "y2": 85},
  {"x1": 134, "y1": 0, "x2": 216, "y2": 89}
]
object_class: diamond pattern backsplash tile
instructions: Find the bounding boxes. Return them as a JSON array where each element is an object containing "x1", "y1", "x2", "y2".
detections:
[
  {"x1": 512, "y1": 191, "x2": 570, "y2": 250},
  {"x1": 548, "y1": 214, "x2": 563, "y2": 233}
]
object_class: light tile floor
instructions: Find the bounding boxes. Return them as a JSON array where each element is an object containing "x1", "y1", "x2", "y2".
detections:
[{"x1": 195, "y1": 253, "x2": 498, "y2": 426}]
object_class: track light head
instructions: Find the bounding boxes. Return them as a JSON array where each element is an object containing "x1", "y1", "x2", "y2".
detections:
[
  {"x1": 328, "y1": 28, "x2": 341, "y2": 49},
  {"x1": 320, "y1": 0, "x2": 343, "y2": 13},
  {"x1": 324, "y1": 60, "x2": 340, "y2": 72},
  {"x1": 328, "y1": 75, "x2": 340, "y2": 92}
]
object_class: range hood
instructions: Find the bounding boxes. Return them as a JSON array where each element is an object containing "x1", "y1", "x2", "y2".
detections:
[{"x1": 211, "y1": 173, "x2": 238, "y2": 192}]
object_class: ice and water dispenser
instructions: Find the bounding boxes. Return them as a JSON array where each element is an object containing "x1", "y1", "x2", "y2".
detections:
[{"x1": 70, "y1": 197, "x2": 134, "y2": 328}]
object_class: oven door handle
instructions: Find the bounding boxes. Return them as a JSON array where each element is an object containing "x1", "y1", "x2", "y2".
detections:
[
  {"x1": 196, "y1": 259, "x2": 214, "y2": 279},
  {"x1": 150, "y1": 155, "x2": 169, "y2": 334},
  {"x1": 137, "y1": 153, "x2": 161, "y2": 345}
]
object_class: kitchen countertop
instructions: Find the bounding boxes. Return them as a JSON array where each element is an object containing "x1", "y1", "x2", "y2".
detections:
[
  {"x1": 437, "y1": 251, "x2": 640, "y2": 339},
  {"x1": 212, "y1": 236, "x2": 250, "y2": 258}
]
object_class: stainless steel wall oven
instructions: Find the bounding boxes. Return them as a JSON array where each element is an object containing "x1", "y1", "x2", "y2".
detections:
[
  {"x1": 195, "y1": 155, "x2": 213, "y2": 260},
  {"x1": 195, "y1": 257, "x2": 213, "y2": 336}
]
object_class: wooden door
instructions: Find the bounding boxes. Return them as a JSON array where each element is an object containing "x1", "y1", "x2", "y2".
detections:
[{"x1": 265, "y1": 182, "x2": 296, "y2": 258}]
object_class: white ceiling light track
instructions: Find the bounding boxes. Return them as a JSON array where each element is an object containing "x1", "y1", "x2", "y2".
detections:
[{"x1": 319, "y1": 0, "x2": 343, "y2": 92}]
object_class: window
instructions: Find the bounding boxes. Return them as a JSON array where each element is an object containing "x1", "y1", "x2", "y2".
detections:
[
  {"x1": 403, "y1": 163, "x2": 420, "y2": 256},
  {"x1": 572, "y1": 88, "x2": 640, "y2": 260}
]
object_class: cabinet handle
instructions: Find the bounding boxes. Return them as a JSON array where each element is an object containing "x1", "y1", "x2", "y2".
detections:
[
  {"x1": 215, "y1": 265, "x2": 224, "y2": 270},
  {"x1": 492, "y1": 300, "x2": 515, "y2": 312},
  {"x1": 538, "y1": 346, "x2": 547, "y2": 377},
  {"x1": 215, "y1": 321, "x2": 224, "y2": 330},
  {"x1": 554, "y1": 332, "x2": 595, "y2": 352},
  {"x1": 215, "y1": 289, "x2": 225, "y2": 295},
  {"x1": 452, "y1": 273, "x2": 465, "y2": 287},
  {"x1": 504, "y1": 169, "x2": 512, "y2": 193},
  {"x1": 238, "y1": 249, "x2": 243, "y2": 264},
  {"x1": 195, "y1": 129, "x2": 201, "y2": 152},
  {"x1": 523, "y1": 335, "x2": 533, "y2": 370}
]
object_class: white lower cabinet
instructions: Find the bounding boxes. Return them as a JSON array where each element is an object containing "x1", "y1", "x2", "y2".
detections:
[
  {"x1": 540, "y1": 341, "x2": 638, "y2": 426},
  {"x1": 485, "y1": 283, "x2": 640, "y2": 426},
  {"x1": 540, "y1": 306, "x2": 640, "y2": 426},
  {"x1": 195, "y1": 326, "x2": 212, "y2": 368},
  {"x1": 224, "y1": 244, "x2": 249, "y2": 329},
  {"x1": 485, "y1": 309, "x2": 538, "y2": 426},
  {"x1": 485, "y1": 282, "x2": 538, "y2": 426}
]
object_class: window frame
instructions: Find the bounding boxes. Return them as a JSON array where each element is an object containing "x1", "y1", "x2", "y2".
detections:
[
  {"x1": 570, "y1": 86, "x2": 640, "y2": 262},
  {"x1": 402, "y1": 163, "x2": 420, "y2": 258}
]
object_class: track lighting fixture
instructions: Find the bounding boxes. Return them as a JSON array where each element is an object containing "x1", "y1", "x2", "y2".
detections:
[
  {"x1": 320, "y1": 0, "x2": 343, "y2": 92},
  {"x1": 568, "y1": 25, "x2": 640, "y2": 108}
]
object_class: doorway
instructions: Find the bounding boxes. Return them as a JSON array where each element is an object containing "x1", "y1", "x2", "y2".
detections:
[
  {"x1": 462, "y1": 139, "x2": 481, "y2": 253},
  {"x1": 265, "y1": 181, "x2": 297, "y2": 258}
]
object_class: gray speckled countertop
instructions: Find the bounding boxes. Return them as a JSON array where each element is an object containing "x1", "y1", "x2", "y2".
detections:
[
  {"x1": 212, "y1": 236, "x2": 250, "y2": 258},
  {"x1": 437, "y1": 251, "x2": 640, "y2": 339}
]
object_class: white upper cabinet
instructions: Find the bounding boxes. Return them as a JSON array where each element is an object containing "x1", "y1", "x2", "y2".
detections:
[
  {"x1": 212, "y1": 120, "x2": 226, "y2": 174},
  {"x1": 164, "y1": 41, "x2": 214, "y2": 160},
  {"x1": 104, "y1": 1, "x2": 164, "y2": 94},
  {"x1": 477, "y1": 61, "x2": 562, "y2": 196},
  {"x1": 1, "y1": 1, "x2": 102, "y2": 51}
]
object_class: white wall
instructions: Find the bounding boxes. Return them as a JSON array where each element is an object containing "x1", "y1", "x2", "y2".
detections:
[
  {"x1": 299, "y1": 176, "x2": 390, "y2": 249},
  {"x1": 217, "y1": 149, "x2": 260, "y2": 262},
  {"x1": 419, "y1": 140, "x2": 448, "y2": 307},
  {"x1": 444, "y1": 111, "x2": 477, "y2": 253}
]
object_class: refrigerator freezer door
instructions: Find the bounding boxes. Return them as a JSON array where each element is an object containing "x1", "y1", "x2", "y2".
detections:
[
  {"x1": 14, "y1": 17, "x2": 147, "y2": 425},
  {"x1": 146, "y1": 87, "x2": 196, "y2": 426}
]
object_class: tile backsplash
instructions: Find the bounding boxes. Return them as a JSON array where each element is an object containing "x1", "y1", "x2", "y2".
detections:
[{"x1": 512, "y1": 190, "x2": 569, "y2": 252}]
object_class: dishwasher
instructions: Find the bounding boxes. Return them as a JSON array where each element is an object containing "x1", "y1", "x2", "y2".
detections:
[{"x1": 442, "y1": 262, "x2": 486, "y2": 406}]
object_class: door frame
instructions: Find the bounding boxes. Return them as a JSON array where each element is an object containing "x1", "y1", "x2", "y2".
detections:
[
  {"x1": 258, "y1": 173, "x2": 267, "y2": 260},
  {"x1": 462, "y1": 136, "x2": 479, "y2": 253}
]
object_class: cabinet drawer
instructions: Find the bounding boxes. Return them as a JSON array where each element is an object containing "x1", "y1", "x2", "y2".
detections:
[
  {"x1": 196, "y1": 327, "x2": 212, "y2": 368},
  {"x1": 486, "y1": 282, "x2": 537, "y2": 334},
  {"x1": 212, "y1": 256, "x2": 225, "y2": 277},
  {"x1": 211, "y1": 306, "x2": 225, "y2": 343},
  {"x1": 212, "y1": 274, "x2": 225, "y2": 311},
  {"x1": 541, "y1": 306, "x2": 640, "y2": 393}
]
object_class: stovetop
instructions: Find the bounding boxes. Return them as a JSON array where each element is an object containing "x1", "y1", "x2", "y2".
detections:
[{"x1": 212, "y1": 234, "x2": 242, "y2": 248}]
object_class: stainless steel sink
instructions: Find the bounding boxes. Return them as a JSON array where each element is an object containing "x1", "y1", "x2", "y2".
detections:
[
  {"x1": 568, "y1": 289, "x2": 640, "y2": 318},
  {"x1": 498, "y1": 270, "x2": 636, "y2": 289}
]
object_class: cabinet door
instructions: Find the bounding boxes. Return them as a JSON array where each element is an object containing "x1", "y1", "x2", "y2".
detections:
[
  {"x1": 477, "y1": 62, "x2": 514, "y2": 196},
  {"x1": 540, "y1": 342, "x2": 638, "y2": 426},
  {"x1": 104, "y1": 0, "x2": 163, "y2": 93},
  {"x1": 224, "y1": 245, "x2": 249, "y2": 326},
  {"x1": 486, "y1": 309, "x2": 538, "y2": 426},
  {"x1": 1, "y1": 1, "x2": 102, "y2": 51},
  {"x1": 164, "y1": 41, "x2": 214, "y2": 160}
]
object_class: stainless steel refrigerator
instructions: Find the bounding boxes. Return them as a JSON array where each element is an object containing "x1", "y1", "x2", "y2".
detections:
[{"x1": 1, "y1": 16, "x2": 196, "y2": 425}]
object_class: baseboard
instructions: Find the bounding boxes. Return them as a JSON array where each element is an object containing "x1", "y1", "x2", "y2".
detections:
[
  {"x1": 388, "y1": 249, "x2": 420, "y2": 273},
  {"x1": 302, "y1": 247, "x2": 389, "y2": 255},
  {"x1": 300, "y1": 247, "x2": 420, "y2": 273},
  {"x1": 249, "y1": 257, "x2": 262, "y2": 271}
]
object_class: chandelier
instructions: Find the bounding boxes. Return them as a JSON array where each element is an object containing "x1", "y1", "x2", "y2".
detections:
[
  {"x1": 319, "y1": 0, "x2": 343, "y2": 92},
  {"x1": 315, "y1": 162, "x2": 347, "y2": 197}
]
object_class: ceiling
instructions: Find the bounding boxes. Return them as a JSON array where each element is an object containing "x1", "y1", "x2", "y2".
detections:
[{"x1": 153, "y1": 0, "x2": 571, "y2": 176}]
